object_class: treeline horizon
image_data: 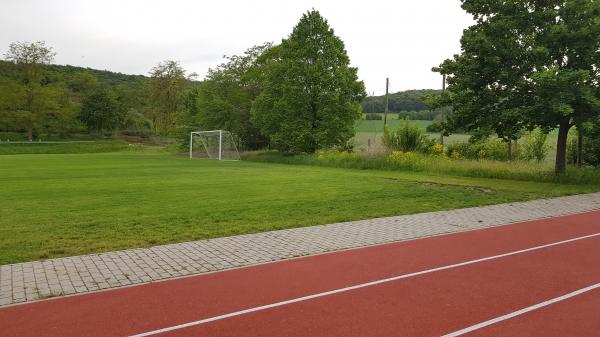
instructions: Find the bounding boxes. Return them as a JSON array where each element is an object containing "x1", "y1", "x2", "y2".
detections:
[
  {"x1": 0, "y1": 56, "x2": 442, "y2": 141},
  {"x1": 1, "y1": 10, "x2": 367, "y2": 153},
  {"x1": 361, "y1": 89, "x2": 442, "y2": 114}
]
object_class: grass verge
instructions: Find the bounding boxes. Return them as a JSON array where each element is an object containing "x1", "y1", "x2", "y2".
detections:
[{"x1": 243, "y1": 151, "x2": 600, "y2": 185}]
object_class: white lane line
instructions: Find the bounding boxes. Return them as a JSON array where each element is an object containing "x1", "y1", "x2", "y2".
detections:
[
  {"x1": 129, "y1": 232, "x2": 600, "y2": 337},
  {"x1": 441, "y1": 282, "x2": 600, "y2": 337}
]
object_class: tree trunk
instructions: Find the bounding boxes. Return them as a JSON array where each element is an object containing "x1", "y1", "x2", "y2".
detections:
[
  {"x1": 507, "y1": 141, "x2": 513, "y2": 161},
  {"x1": 27, "y1": 127, "x2": 33, "y2": 142},
  {"x1": 577, "y1": 128, "x2": 583, "y2": 167},
  {"x1": 308, "y1": 102, "x2": 318, "y2": 153},
  {"x1": 555, "y1": 120, "x2": 571, "y2": 174}
]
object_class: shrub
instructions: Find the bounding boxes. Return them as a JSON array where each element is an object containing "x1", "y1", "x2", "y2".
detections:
[
  {"x1": 522, "y1": 129, "x2": 550, "y2": 162},
  {"x1": 446, "y1": 139, "x2": 512, "y2": 161},
  {"x1": 365, "y1": 113, "x2": 382, "y2": 120},
  {"x1": 383, "y1": 120, "x2": 434, "y2": 153},
  {"x1": 567, "y1": 124, "x2": 600, "y2": 166},
  {"x1": 426, "y1": 123, "x2": 443, "y2": 133},
  {"x1": 430, "y1": 143, "x2": 444, "y2": 155}
]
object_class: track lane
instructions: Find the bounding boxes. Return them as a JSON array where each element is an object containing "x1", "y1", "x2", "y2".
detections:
[
  {"x1": 0, "y1": 211, "x2": 599, "y2": 337},
  {"x1": 464, "y1": 287, "x2": 600, "y2": 337},
  {"x1": 155, "y1": 235, "x2": 600, "y2": 337}
]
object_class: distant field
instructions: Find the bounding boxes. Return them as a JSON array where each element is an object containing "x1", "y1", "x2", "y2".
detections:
[
  {"x1": 353, "y1": 120, "x2": 470, "y2": 152},
  {"x1": 0, "y1": 150, "x2": 592, "y2": 264},
  {"x1": 354, "y1": 119, "x2": 561, "y2": 163},
  {"x1": 355, "y1": 119, "x2": 433, "y2": 133}
]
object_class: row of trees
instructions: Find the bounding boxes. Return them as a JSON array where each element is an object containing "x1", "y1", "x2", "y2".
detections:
[
  {"x1": 179, "y1": 10, "x2": 366, "y2": 152},
  {"x1": 0, "y1": 42, "x2": 149, "y2": 140},
  {"x1": 430, "y1": 0, "x2": 600, "y2": 173},
  {"x1": 1, "y1": 10, "x2": 365, "y2": 154},
  {"x1": 362, "y1": 89, "x2": 441, "y2": 114}
]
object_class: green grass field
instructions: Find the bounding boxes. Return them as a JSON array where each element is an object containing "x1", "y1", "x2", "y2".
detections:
[
  {"x1": 1, "y1": 149, "x2": 596, "y2": 264},
  {"x1": 0, "y1": 140, "x2": 131, "y2": 155},
  {"x1": 355, "y1": 119, "x2": 432, "y2": 133}
]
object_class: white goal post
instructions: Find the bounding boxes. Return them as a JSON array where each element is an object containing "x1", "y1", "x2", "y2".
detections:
[{"x1": 189, "y1": 130, "x2": 240, "y2": 161}]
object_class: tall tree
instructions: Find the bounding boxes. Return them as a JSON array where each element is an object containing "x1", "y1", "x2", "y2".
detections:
[
  {"x1": 4, "y1": 41, "x2": 57, "y2": 140},
  {"x1": 79, "y1": 88, "x2": 123, "y2": 133},
  {"x1": 147, "y1": 60, "x2": 194, "y2": 135},
  {"x1": 190, "y1": 44, "x2": 271, "y2": 150},
  {"x1": 435, "y1": 0, "x2": 600, "y2": 173},
  {"x1": 252, "y1": 10, "x2": 366, "y2": 153}
]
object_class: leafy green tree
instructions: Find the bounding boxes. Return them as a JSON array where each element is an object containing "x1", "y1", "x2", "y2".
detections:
[
  {"x1": 252, "y1": 10, "x2": 366, "y2": 153},
  {"x1": 67, "y1": 71, "x2": 99, "y2": 94},
  {"x1": 3, "y1": 41, "x2": 57, "y2": 140},
  {"x1": 80, "y1": 88, "x2": 123, "y2": 133},
  {"x1": 363, "y1": 89, "x2": 442, "y2": 114},
  {"x1": 188, "y1": 44, "x2": 272, "y2": 150},
  {"x1": 522, "y1": 128, "x2": 551, "y2": 163},
  {"x1": 147, "y1": 60, "x2": 195, "y2": 135},
  {"x1": 435, "y1": 0, "x2": 600, "y2": 173}
]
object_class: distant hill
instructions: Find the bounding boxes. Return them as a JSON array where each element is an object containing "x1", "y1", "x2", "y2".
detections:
[
  {"x1": 0, "y1": 60, "x2": 153, "y2": 139},
  {"x1": 0, "y1": 60, "x2": 148, "y2": 90},
  {"x1": 362, "y1": 89, "x2": 442, "y2": 113}
]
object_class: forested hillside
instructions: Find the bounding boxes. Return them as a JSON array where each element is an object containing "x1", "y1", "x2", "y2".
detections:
[
  {"x1": 0, "y1": 14, "x2": 366, "y2": 153},
  {"x1": 362, "y1": 89, "x2": 441, "y2": 113},
  {"x1": 0, "y1": 59, "x2": 151, "y2": 140}
]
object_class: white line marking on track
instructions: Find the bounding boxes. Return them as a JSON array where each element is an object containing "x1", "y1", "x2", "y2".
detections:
[
  {"x1": 441, "y1": 282, "x2": 600, "y2": 336},
  {"x1": 129, "y1": 232, "x2": 600, "y2": 337}
]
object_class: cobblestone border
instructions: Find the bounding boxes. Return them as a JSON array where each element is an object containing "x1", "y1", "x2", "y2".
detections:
[{"x1": 1, "y1": 192, "x2": 600, "y2": 307}]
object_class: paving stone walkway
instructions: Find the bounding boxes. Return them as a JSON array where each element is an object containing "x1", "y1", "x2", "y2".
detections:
[{"x1": 2, "y1": 192, "x2": 600, "y2": 307}]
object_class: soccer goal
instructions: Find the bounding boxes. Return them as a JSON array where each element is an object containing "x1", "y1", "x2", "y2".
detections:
[{"x1": 189, "y1": 130, "x2": 240, "y2": 161}]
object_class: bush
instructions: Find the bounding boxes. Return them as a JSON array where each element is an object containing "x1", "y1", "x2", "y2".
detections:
[
  {"x1": 567, "y1": 124, "x2": 600, "y2": 166},
  {"x1": 0, "y1": 132, "x2": 28, "y2": 141},
  {"x1": 446, "y1": 139, "x2": 512, "y2": 161},
  {"x1": 383, "y1": 120, "x2": 434, "y2": 153},
  {"x1": 120, "y1": 129, "x2": 154, "y2": 138},
  {"x1": 365, "y1": 113, "x2": 383, "y2": 120},
  {"x1": 124, "y1": 110, "x2": 153, "y2": 130},
  {"x1": 522, "y1": 129, "x2": 550, "y2": 162},
  {"x1": 397, "y1": 110, "x2": 438, "y2": 120},
  {"x1": 426, "y1": 123, "x2": 443, "y2": 133}
]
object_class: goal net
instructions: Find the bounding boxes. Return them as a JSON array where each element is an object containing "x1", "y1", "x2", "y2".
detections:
[{"x1": 189, "y1": 130, "x2": 240, "y2": 161}]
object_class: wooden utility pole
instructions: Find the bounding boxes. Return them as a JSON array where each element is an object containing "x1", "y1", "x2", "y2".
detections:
[
  {"x1": 440, "y1": 74, "x2": 446, "y2": 147},
  {"x1": 370, "y1": 91, "x2": 375, "y2": 113},
  {"x1": 577, "y1": 127, "x2": 583, "y2": 167},
  {"x1": 383, "y1": 78, "x2": 390, "y2": 126}
]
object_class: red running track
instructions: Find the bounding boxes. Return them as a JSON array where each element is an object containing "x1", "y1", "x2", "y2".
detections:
[{"x1": 1, "y1": 211, "x2": 599, "y2": 337}]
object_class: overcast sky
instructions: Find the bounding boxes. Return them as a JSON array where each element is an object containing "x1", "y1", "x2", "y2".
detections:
[{"x1": 1, "y1": 0, "x2": 473, "y2": 94}]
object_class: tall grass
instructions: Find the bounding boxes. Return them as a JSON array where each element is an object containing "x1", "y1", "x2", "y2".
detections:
[
  {"x1": 243, "y1": 151, "x2": 600, "y2": 185},
  {"x1": 383, "y1": 121, "x2": 433, "y2": 153}
]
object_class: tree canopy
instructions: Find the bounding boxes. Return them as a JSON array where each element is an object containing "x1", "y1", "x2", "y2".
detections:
[
  {"x1": 185, "y1": 44, "x2": 272, "y2": 150},
  {"x1": 147, "y1": 60, "x2": 195, "y2": 135},
  {"x1": 251, "y1": 10, "x2": 366, "y2": 153},
  {"x1": 80, "y1": 88, "x2": 123, "y2": 133},
  {"x1": 435, "y1": 0, "x2": 600, "y2": 173},
  {"x1": 0, "y1": 55, "x2": 149, "y2": 140},
  {"x1": 362, "y1": 89, "x2": 441, "y2": 114}
]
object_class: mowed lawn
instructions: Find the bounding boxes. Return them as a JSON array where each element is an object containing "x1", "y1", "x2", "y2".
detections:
[{"x1": 0, "y1": 151, "x2": 594, "y2": 264}]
